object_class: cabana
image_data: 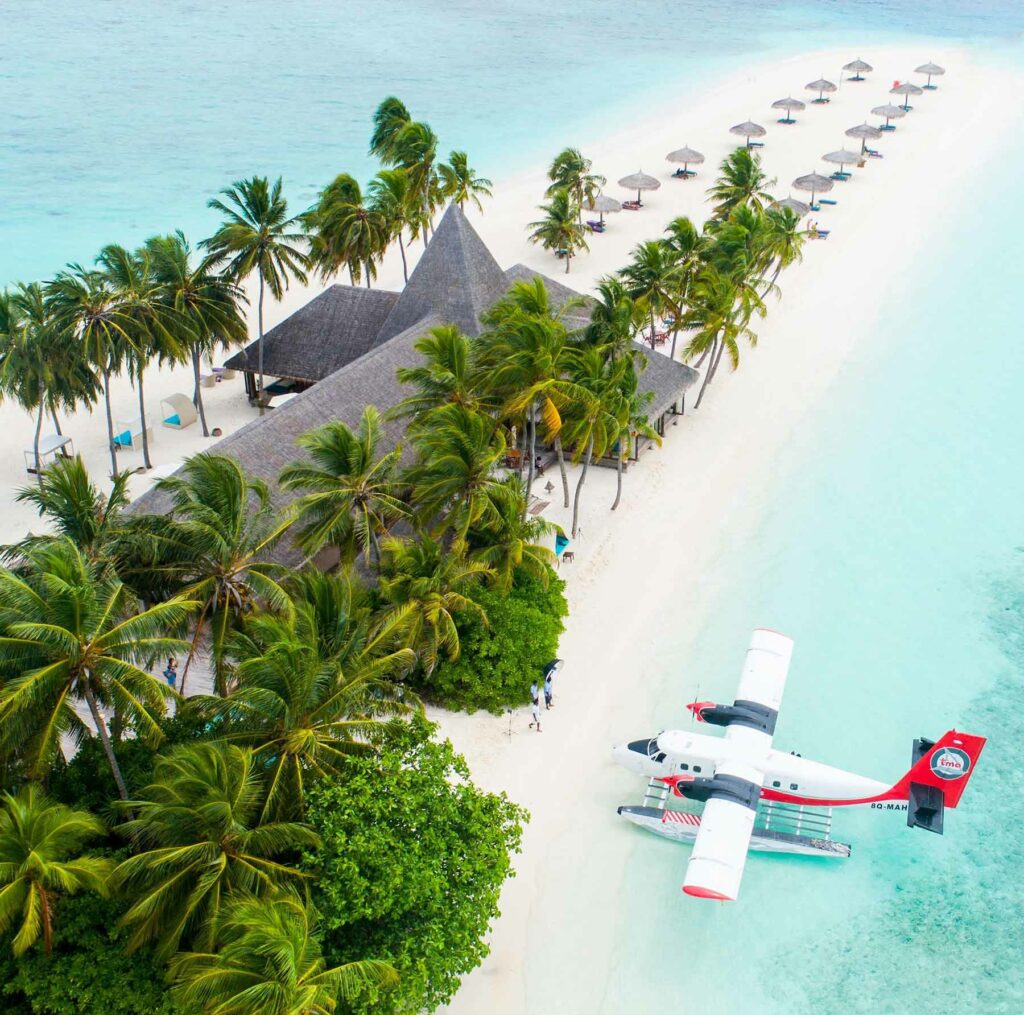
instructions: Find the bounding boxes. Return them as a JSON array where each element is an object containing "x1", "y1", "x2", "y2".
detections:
[
  {"x1": 160, "y1": 394, "x2": 198, "y2": 430},
  {"x1": 23, "y1": 434, "x2": 74, "y2": 475},
  {"x1": 113, "y1": 415, "x2": 153, "y2": 450}
]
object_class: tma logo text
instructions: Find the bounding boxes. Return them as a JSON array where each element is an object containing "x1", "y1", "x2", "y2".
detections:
[{"x1": 930, "y1": 747, "x2": 971, "y2": 780}]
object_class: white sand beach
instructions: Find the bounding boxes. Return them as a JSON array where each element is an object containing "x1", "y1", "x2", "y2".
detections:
[{"x1": 2, "y1": 38, "x2": 1019, "y2": 1014}]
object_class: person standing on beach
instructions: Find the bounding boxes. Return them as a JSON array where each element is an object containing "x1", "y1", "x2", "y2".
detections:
[
  {"x1": 544, "y1": 671, "x2": 554, "y2": 709},
  {"x1": 529, "y1": 694, "x2": 543, "y2": 732},
  {"x1": 530, "y1": 680, "x2": 539, "y2": 703},
  {"x1": 163, "y1": 657, "x2": 178, "y2": 689}
]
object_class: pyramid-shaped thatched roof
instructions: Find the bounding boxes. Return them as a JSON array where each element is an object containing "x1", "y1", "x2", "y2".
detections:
[
  {"x1": 375, "y1": 203, "x2": 508, "y2": 342},
  {"x1": 224, "y1": 285, "x2": 399, "y2": 383}
]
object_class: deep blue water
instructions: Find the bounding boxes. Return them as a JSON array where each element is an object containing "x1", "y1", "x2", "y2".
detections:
[{"x1": 2, "y1": 0, "x2": 1023, "y2": 285}]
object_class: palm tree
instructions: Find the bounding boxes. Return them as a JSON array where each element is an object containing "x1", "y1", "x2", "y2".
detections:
[
  {"x1": 707, "y1": 147, "x2": 777, "y2": 218},
  {"x1": 392, "y1": 120, "x2": 440, "y2": 238},
  {"x1": 369, "y1": 96, "x2": 412, "y2": 164},
  {"x1": 528, "y1": 190, "x2": 588, "y2": 273},
  {"x1": 583, "y1": 277, "x2": 645, "y2": 371},
  {"x1": 204, "y1": 177, "x2": 309, "y2": 411},
  {"x1": 547, "y1": 148, "x2": 606, "y2": 222},
  {"x1": 0, "y1": 786, "x2": 113, "y2": 956},
  {"x1": 145, "y1": 231, "x2": 249, "y2": 437},
  {"x1": 194, "y1": 574, "x2": 416, "y2": 820},
  {"x1": 169, "y1": 894, "x2": 397, "y2": 1014},
  {"x1": 619, "y1": 239, "x2": 682, "y2": 349},
  {"x1": 367, "y1": 168, "x2": 416, "y2": 284},
  {"x1": 0, "y1": 539, "x2": 193, "y2": 796},
  {"x1": 377, "y1": 537, "x2": 492, "y2": 674},
  {"x1": 406, "y1": 404, "x2": 507, "y2": 540},
  {"x1": 392, "y1": 324, "x2": 482, "y2": 421},
  {"x1": 113, "y1": 742, "x2": 320, "y2": 958},
  {"x1": 438, "y1": 151, "x2": 493, "y2": 212},
  {"x1": 562, "y1": 347, "x2": 625, "y2": 537},
  {"x1": 467, "y1": 476, "x2": 555, "y2": 590},
  {"x1": 12, "y1": 454, "x2": 131, "y2": 560},
  {"x1": 760, "y1": 205, "x2": 806, "y2": 295},
  {"x1": 153, "y1": 454, "x2": 294, "y2": 695},
  {"x1": 306, "y1": 174, "x2": 386, "y2": 289},
  {"x1": 279, "y1": 406, "x2": 409, "y2": 566},
  {"x1": 662, "y1": 216, "x2": 706, "y2": 358},
  {"x1": 47, "y1": 265, "x2": 133, "y2": 477},
  {"x1": 97, "y1": 243, "x2": 184, "y2": 469},
  {"x1": 610, "y1": 376, "x2": 659, "y2": 511}
]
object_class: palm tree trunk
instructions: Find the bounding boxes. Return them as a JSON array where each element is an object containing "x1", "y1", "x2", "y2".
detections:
[
  {"x1": 50, "y1": 406, "x2": 62, "y2": 436},
  {"x1": 693, "y1": 337, "x2": 719, "y2": 410},
  {"x1": 611, "y1": 447, "x2": 624, "y2": 510},
  {"x1": 571, "y1": 437, "x2": 594, "y2": 538},
  {"x1": 398, "y1": 233, "x2": 409, "y2": 283},
  {"x1": 565, "y1": 252, "x2": 571, "y2": 274},
  {"x1": 670, "y1": 327, "x2": 680, "y2": 360},
  {"x1": 691, "y1": 344, "x2": 713, "y2": 370},
  {"x1": 40, "y1": 886, "x2": 53, "y2": 956},
  {"x1": 365, "y1": 261, "x2": 372, "y2": 289},
  {"x1": 192, "y1": 348, "x2": 210, "y2": 437},
  {"x1": 554, "y1": 437, "x2": 570, "y2": 508},
  {"x1": 32, "y1": 401, "x2": 45, "y2": 487},
  {"x1": 524, "y1": 404, "x2": 537, "y2": 518},
  {"x1": 708, "y1": 337, "x2": 728, "y2": 383},
  {"x1": 649, "y1": 311, "x2": 657, "y2": 349},
  {"x1": 136, "y1": 361, "x2": 153, "y2": 469},
  {"x1": 347, "y1": 265, "x2": 356, "y2": 286},
  {"x1": 179, "y1": 601, "x2": 209, "y2": 697},
  {"x1": 103, "y1": 369, "x2": 118, "y2": 478},
  {"x1": 83, "y1": 684, "x2": 129, "y2": 800},
  {"x1": 257, "y1": 270, "x2": 266, "y2": 417}
]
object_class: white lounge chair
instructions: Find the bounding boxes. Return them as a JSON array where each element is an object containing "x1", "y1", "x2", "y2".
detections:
[{"x1": 160, "y1": 394, "x2": 198, "y2": 430}]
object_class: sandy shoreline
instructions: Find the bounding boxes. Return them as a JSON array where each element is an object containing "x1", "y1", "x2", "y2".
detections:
[{"x1": 0, "y1": 37, "x2": 1017, "y2": 1015}]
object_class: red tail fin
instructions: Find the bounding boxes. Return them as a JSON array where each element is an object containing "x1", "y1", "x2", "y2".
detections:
[{"x1": 890, "y1": 730, "x2": 985, "y2": 809}]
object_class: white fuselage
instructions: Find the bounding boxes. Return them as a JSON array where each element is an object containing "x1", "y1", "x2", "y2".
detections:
[{"x1": 613, "y1": 729, "x2": 890, "y2": 803}]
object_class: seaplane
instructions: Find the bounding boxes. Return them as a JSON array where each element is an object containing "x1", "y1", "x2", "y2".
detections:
[{"x1": 613, "y1": 629, "x2": 985, "y2": 902}]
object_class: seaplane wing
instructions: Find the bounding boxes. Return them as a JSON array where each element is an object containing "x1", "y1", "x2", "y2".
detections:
[{"x1": 682, "y1": 630, "x2": 795, "y2": 900}]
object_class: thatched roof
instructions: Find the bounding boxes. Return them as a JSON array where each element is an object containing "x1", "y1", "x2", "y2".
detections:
[
  {"x1": 637, "y1": 347, "x2": 699, "y2": 419},
  {"x1": 376, "y1": 203, "x2": 508, "y2": 342},
  {"x1": 223, "y1": 285, "x2": 400, "y2": 383}
]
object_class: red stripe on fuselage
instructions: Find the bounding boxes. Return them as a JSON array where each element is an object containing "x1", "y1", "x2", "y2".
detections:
[{"x1": 759, "y1": 786, "x2": 904, "y2": 808}]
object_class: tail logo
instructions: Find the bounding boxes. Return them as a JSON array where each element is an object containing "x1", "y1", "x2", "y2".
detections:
[{"x1": 930, "y1": 747, "x2": 971, "y2": 780}]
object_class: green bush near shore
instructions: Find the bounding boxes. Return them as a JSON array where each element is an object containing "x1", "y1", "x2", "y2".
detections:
[{"x1": 413, "y1": 567, "x2": 568, "y2": 712}]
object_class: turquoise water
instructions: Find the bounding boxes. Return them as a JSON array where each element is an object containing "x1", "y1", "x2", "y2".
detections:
[
  {"x1": 603, "y1": 119, "x2": 1024, "y2": 1013},
  {"x1": 2, "y1": 0, "x2": 1023, "y2": 286}
]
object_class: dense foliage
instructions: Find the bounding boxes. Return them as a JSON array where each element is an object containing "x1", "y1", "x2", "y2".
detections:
[
  {"x1": 305, "y1": 717, "x2": 527, "y2": 1014},
  {"x1": 419, "y1": 568, "x2": 568, "y2": 712}
]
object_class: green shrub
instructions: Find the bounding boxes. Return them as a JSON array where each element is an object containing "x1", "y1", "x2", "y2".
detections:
[
  {"x1": 416, "y1": 567, "x2": 567, "y2": 712},
  {"x1": 304, "y1": 716, "x2": 527, "y2": 1014}
]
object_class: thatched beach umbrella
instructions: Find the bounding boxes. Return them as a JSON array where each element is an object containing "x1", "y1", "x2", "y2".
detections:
[
  {"x1": 618, "y1": 171, "x2": 660, "y2": 205},
  {"x1": 582, "y1": 193, "x2": 622, "y2": 225},
  {"x1": 843, "y1": 58, "x2": 873, "y2": 82},
  {"x1": 666, "y1": 145, "x2": 705, "y2": 178},
  {"x1": 916, "y1": 61, "x2": 946, "y2": 89},
  {"x1": 773, "y1": 196, "x2": 810, "y2": 217},
  {"x1": 729, "y1": 120, "x2": 767, "y2": 148},
  {"x1": 845, "y1": 121, "x2": 882, "y2": 153},
  {"x1": 805, "y1": 77, "x2": 837, "y2": 104},
  {"x1": 822, "y1": 149, "x2": 862, "y2": 179},
  {"x1": 891, "y1": 81, "x2": 924, "y2": 111},
  {"x1": 771, "y1": 97, "x2": 806, "y2": 124},
  {"x1": 792, "y1": 172, "x2": 834, "y2": 208},
  {"x1": 871, "y1": 103, "x2": 907, "y2": 131}
]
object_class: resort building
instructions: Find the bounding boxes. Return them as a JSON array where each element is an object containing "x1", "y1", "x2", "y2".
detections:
[{"x1": 133, "y1": 203, "x2": 697, "y2": 561}]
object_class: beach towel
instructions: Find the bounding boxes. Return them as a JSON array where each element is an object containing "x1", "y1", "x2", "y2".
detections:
[{"x1": 164, "y1": 413, "x2": 181, "y2": 426}]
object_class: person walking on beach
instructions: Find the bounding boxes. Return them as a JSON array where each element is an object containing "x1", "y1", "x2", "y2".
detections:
[
  {"x1": 544, "y1": 671, "x2": 554, "y2": 709},
  {"x1": 529, "y1": 694, "x2": 543, "y2": 732},
  {"x1": 530, "y1": 680, "x2": 539, "y2": 703},
  {"x1": 163, "y1": 657, "x2": 178, "y2": 689}
]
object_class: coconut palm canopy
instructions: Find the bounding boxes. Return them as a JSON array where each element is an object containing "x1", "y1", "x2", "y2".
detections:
[
  {"x1": 822, "y1": 149, "x2": 862, "y2": 166},
  {"x1": 792, "y1": 172, "x2": 835, "y2": 195},
  {"x1": 805, "y1": 77, "x2": 837, "y2": 96},
  {"x1": 582, "y1": 194, "x2": 622, "y2": 213},
  {"x1": 891, "y1": 82, "x2": 924, "y2": 97},
  {"x1": 771, "y1": 97, "x2": 806, "y2": 112},
  {"x1": 729, "y1": 120, "x2": 767, "y2": 138},
  {"x1": 617, "y1": 172, "x2": 660, "y2": 191},
  {"x1": 916, "y1": 62, "x2": 946, "y2": 76},
  {"x1": 666, "y1": 146, "x2": 705, "y2": 165},
  {"x1": 872, "y1": 103, "x2": 907, "y2": 120},
  {"x1": 843, "y1": 58, "x2": 873, "y2": 73},
  {"x1": 773, "y1": 196, "x2": 810, "y2": 217},
  {"x1": 846, "y1": 122, "x2": 882, "y2": 140}
]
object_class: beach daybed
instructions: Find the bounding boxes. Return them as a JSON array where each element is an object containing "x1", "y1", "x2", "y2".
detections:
[
  {"x1": 160, "y1": 393, "x2": 198, "y2": 430},
  {"x1": 113, "y1": 416, "x2": 153, "y2": 450},
  {"x1": 23, "y1": 434, "x2": 74, "y2": 475}
]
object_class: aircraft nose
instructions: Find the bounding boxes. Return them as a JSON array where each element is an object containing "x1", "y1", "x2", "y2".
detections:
[{"x1": 612, "y1": 740, "x2": 651, "y2": 774}]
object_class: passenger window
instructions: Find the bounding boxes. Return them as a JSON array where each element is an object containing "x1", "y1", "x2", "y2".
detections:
[
  {"x1": 789, "y1": 783, "x2": 798, "y2": 791},
  {"x1": 772, "y1": 780, "x2": 780, "y2": 788},
  {"x1": 693, "y1": 765, "x2": 702, "y2": 773},
  {"x1": 679, "y1": 763, "x2": 688, "y2": 771}
]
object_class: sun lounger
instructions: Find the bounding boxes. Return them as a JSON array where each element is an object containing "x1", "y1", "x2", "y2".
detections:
[
  {"x1": 671, "y1": 168, "x2": 696, "y2": 178},
  {"x1": 811, "y1": 97, "x2": 831, "y2": 104},
  {"x1": 879, "y1": 124, "x2": 897, "y2": 132},
  {"x1": 866, "y1": 149, "x2": 882, "y2": 158},
  {"x1": 586, "y1": 220, "x2": 605, "y2": 233},
  {"x1": 748, "y1": 140, "x2": 765, "y2": 148},
  {"x1": 829, "y1": 171, "x2": 851, "y2": 181},
  {"x1": 818, "y1": 198, "x2": 837, "y2": 205},
  {"x1": 113, "y1": 416, "x2": 153, "y2": 450},
  {"x1": 809, "y1": 229, "x2": 831, "y2": 240},
  {"x1": 621, "y1": 200, "x2": 641, "y2": 210}
]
